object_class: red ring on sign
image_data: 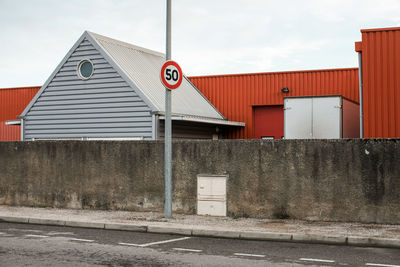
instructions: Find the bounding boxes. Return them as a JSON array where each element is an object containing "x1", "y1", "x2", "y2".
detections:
[{"x1": 160, "y1": 60, "x2": 183, "y2": 90}]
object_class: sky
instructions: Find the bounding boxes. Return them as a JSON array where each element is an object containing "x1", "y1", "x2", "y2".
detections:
[{"x1": 1, "y1": 0, "x2": 400, "y2": 88}]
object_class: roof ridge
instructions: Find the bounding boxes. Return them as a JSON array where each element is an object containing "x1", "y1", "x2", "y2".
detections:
[
  {"x1": 84, "y1": 31, "x2": 224, "y2": 120},
  {"x1": 188, "y1": 67, "x2": 359, "y2": 79},
  {"x1": 361, "y1": 26, "x2": 400, "y2": 33},
  {"x1": 0, "y1": 86, "x2": 41, "y2": 91},
  {"x1": 86, "y1": 31, "x2": 165, "y2": 58}
]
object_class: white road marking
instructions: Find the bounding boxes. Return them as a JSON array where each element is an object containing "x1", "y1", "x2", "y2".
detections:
[
  {"x1": 300, "y1": 258, "x2": 335, "y2": 263},
  {"x1": 139, "y1": 237, "x2": 191, "y2": 247},
  {"x1": 366, "y1": 264, "x2": 400, "y2": 267},
  {"x1": 234, "y1": 253, "x2": 266, "y2": 258},
  {"x1": 173, "y1": 248, "x2": 202, "y2": 253},
  {"x1": 47, "y1": 231, "x2": 75, "y2": 236},
  {"x1": 68, "y1": 238, "x2": 94, "y2": 242},
  {"x1": 9, "y1": 228, "x2": 42, "y2": 233},
  {"x1": 25, "y1": 234, "x2": 49, "y2": 238},
  {"x1": 119, "y1": 236, "x2": 191, "y2": 247},
  {"x1": 119, "y1": 242, "x2": 139, "y2": 247},
  {"x1": 0, "y1": 232, "x2": 6, "y2": 235}
]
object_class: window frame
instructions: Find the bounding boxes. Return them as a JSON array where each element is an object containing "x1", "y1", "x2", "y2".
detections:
[{"x1": 77, "y1": 59, "x2": 94, "y2": 80}]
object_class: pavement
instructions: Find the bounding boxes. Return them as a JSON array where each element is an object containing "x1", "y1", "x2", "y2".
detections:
[{"x1": 0, "y1": 205, "x2": 399, "y2": 249}]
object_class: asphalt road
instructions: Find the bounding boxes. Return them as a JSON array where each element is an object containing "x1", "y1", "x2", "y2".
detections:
[{"x1": 0, "y1": 222, "x2": 399, "y2": 267}]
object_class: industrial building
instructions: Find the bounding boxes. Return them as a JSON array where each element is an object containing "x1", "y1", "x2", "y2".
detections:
[
  {"x1": 190, "y1": 68, "x2": 359, "y2": 139},
  {"x1": 11, "y1": 31, "x2": 243, "y2": 141},
  {"x1": 1, "y1": 26, "x2": 399, "y2": 140},
  {"x1": 190, "y1": 26, "x2": 400, "y2": 139}
]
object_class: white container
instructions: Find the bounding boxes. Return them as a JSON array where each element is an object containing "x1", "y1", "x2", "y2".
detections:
[{"x1": 197, "y1": 175, "x2": 227, "y2": 216}]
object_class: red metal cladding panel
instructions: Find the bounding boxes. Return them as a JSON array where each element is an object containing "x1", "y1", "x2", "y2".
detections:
[
  {"x1": 0, "y1": 124, "x2": 20, "y2": 141},
  {"x1": 342, "y1": 98, "x2": 360, "y2": 138},
  {"x1": 359, "y1": 27, "x2": 400, "y2": 138},
  {"x1": 254, "y1": 105, "x2": 284, "y2": 139},
  {"x1": 190, "y1": 68, "x2": 359, "y2": 139},
  {"x1": 0, "y1": 86, "x2": 40, "y2": 141}
]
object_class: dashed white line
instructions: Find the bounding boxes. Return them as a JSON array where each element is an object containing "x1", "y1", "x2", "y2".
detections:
[
  {"x1": 119, "y1": 236, "x2": 191, "y2": 247},
  {"x1": 68, "y1": 238, "x2": 94, "y2": 242},
  {"x1": 119, "y1": 242, "x2": 139, "y2": 247},
  {"x1": 47, "y1": 231, "x2": 75, "y2": 236},
  {"x1": 25, "y1": 234, "x2": 49, "y2": 238},
  {"x1": 366, "y1": 264, "x2": 400, "y2": 267},
  {"x1": 10, "y1": 228, "x2": 43, "y2": 233},
  {"x1": 234, "y1": 253, "x2": 266, "y2": 258},
  {"x1": 173, "y1": 248, "x2": 202, "y2": 253},
  {"x1": 300, "y1": 258, "x2": 335, "y2": 263},
  {"x1": 0, "y1": 232, "x2": 6, "y2": 235}
]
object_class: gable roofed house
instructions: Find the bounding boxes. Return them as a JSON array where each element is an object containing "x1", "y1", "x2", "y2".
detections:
[{"x1": 19, "y1": 31, "x2": 244, "y2": 141}]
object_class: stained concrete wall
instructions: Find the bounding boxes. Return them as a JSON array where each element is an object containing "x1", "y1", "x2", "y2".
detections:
[{"x1": 0, "y1": 139, "x2": 399, "y2": 224}]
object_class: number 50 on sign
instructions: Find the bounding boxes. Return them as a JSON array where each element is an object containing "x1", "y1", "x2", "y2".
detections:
[{"x1": 160, "y1": 60, "x2": 183, "y2": 90}]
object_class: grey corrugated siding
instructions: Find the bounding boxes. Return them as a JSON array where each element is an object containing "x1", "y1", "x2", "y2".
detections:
[
  {"x1": 158, "y1": 121, "x2": 218, "y2": 139},
  {"x1": 24, "y1": 38, "x2": 153, "y2": 140}
]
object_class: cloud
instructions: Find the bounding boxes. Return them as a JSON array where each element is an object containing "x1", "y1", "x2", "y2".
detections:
[
  {"x1": 0, "y1": 0, "x2": 399, "y2": 87},
  {"x1": 177, "y1": 37, "x2": 329, "y2": 75}
]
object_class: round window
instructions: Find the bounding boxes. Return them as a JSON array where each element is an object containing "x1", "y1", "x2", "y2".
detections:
[{"x1": 77, "y1": 60, "x2": 94, "y2": 80}]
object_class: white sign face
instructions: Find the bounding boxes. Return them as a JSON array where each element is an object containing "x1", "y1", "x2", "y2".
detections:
[
  {"x1": 164, "y1": 65, "x2": 179, "y2": 86},
  {"x1": 160, "y1": 60, "x2": 183, "y2": 90}
]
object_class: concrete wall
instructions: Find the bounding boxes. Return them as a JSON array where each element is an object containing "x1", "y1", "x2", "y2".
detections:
[{"x1": 0, "y1": 139, "x2": 399, "y2": 224}]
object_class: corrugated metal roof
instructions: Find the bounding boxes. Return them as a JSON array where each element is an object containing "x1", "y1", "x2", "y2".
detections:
[
  {"x1": 88, "y1": 32, "x2": 224, "y2": 120},
  {"x1": 159, "y1": 115, "x2": 245, "y2": 126}
]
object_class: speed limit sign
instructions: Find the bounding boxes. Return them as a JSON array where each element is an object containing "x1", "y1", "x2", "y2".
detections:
[{"x1": 160, "y1": 60, "x2": 183, "y2": 90}]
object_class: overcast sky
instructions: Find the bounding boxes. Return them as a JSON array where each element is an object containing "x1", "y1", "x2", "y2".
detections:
[{"x1": 1, "y1": 0, "x2": 400, "y2": 88}]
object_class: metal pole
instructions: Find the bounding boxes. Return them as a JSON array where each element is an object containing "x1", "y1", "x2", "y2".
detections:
[
  {"x1": 20, "y1": 118, "x2": 24, "y2": 141},
  {"x1": 358, "y1": 52, "x2": 363, "y2": 138},
  {"x1": 164, "y1": 0, "x2": 172, "y2": 218}
]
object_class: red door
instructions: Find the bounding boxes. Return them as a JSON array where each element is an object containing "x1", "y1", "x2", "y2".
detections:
[{"x1": 254, "y1": 105, "x2": 284, "y2": 139}]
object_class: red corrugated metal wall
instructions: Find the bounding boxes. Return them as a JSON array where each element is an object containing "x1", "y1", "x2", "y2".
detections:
[
  {"x1": 342, "y1": 98, "x2": 360, "y2": 138},
  {"x1": 190, "y1": 68, "x2": 359, "y2": 139},
  {"x1": 358, "y1": 27, "x2": 400, "y2": 138},
  {"x1": 0, "y1": 86, "x2": 40, "y2": 141}
]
